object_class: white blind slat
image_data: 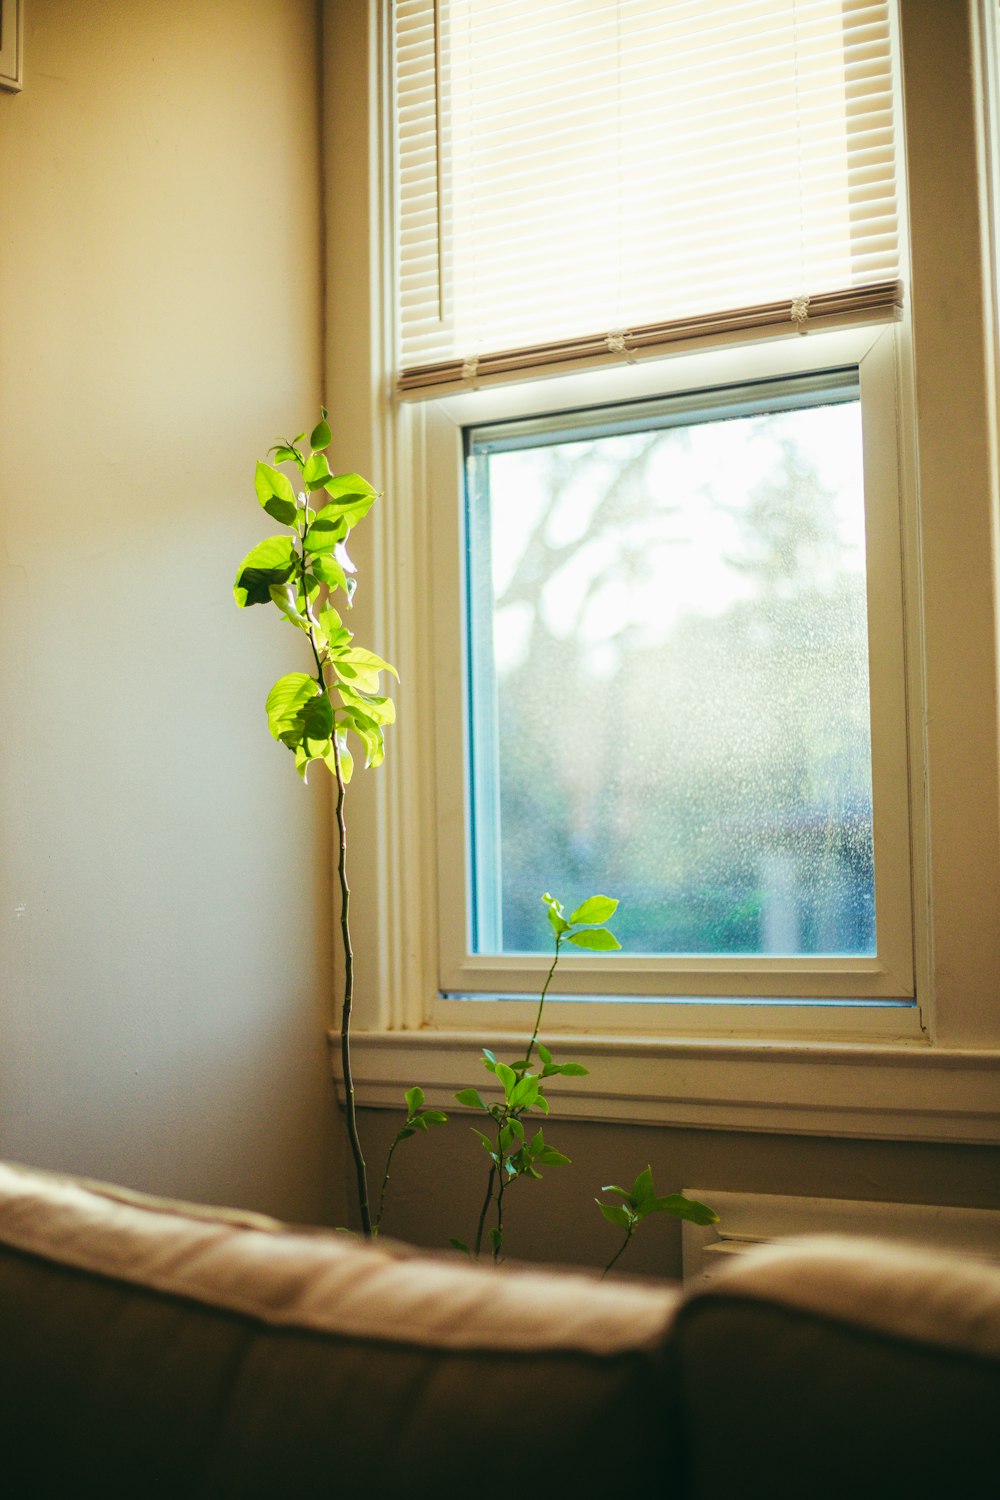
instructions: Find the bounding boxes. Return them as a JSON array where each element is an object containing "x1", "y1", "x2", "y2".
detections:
[{"x1": 395, "y1": 0, "x2": 900, "y2": 382}]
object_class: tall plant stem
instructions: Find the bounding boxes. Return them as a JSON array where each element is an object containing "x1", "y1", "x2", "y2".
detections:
[
  {"x1": 334, "y1": 736, "x2": 372, "y2": 1237},
  {"x1": 297, "y1": 533, "x2": 372, "y2": 1238},
  {"x1": 473, "y1": 1162, "x2": 497, "y2": 1257},
  {"x1": 523, "y1": 936, "x2": 561, "y2": 1070}
]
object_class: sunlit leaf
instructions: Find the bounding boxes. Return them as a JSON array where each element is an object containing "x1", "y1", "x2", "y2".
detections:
[
  {"x1": 566, "y1": 927, "x2": 621, "y2": 951},
  {"x1": 310, "y1": 411, "x2": 332, "y2": 451},
  {"x1": 405, "y1": 1085, "x2": 425, "y2": 1115},
  {"x1": 310, "y1": 552, "x2": 350, "y2": 594},
  {"x1": 569, "y1": 895, "x2": 619, "y2": 926},
  {"x1": 265, "y1": 672, "x2": 319, "y2": 741},
  {"x1": 304, "y1": 451, "x2": 334, "y2": 491},
  {"x1": 268, "y1": 582, "x2": 309, "y2": 628},
  {"x1": 233, "y1": 535, "x2": 295, "y2": 606},
  {"x1": 254, "y1": 461, "x2": 298, "y2": 525}
]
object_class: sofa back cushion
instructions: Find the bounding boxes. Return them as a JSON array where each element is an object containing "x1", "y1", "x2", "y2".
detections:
[
  {"x1": 672, "y1": 1235, "x2": 1000, "y2": 1499},
  {"x1": 0, "y1": 1161, "x2": 681, "y2": 1498}
]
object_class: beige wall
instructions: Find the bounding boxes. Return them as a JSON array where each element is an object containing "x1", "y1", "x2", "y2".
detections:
[
  {"x1": 0, "y1": 0, "x2": 344, "y2": 1221},
  {"x1": 359, "y1": 1107, "x2": 1000, "y2": 1279}
]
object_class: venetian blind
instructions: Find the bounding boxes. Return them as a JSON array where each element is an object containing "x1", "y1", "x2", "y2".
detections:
[{"x1": 394, "y1": 0, "x2": 900, "y2": 393}]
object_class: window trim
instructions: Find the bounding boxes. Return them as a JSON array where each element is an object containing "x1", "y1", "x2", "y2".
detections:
[{"x1": 321, "y1": 0, "x2": 1000, "y2": 1143}]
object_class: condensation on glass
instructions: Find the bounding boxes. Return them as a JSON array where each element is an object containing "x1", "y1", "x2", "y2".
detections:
[{"x1": 464, "y1": 372, "x2": 876, "y2": 959}]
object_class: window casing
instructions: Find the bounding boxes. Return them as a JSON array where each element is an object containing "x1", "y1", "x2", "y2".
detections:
[{"x1": 320, "y1": 0, "x2": 1000, "y2": 1140}]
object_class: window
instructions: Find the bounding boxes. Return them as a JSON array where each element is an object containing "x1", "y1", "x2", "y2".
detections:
[
  {"x1": 467, "y1": 378, "x2": 878, "y2": 964},
  {"x1": 389, "y1": 0, "x2": 915, "y2": 1021},
  {"x1": 428, "y1": 322, "x2": 913, "y2": 1017},
  {"x1": 323, "y1": 1, "x2": 1000, "y2": 1138}
]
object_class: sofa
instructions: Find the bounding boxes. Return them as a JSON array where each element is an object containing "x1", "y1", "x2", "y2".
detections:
[{"x1": 1, "y1": 1159, "x2": 997, "y2": 1497}]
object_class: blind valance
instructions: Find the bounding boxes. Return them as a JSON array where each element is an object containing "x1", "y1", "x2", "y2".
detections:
[{"x1": 394, "y1": 0, "x2": 900, "y2": 392}]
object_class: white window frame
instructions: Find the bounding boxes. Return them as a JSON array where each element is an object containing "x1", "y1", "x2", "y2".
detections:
[
  {"x1": 322, "y1": 0, "x2": 1000, "y2": 1144},
  {"x1": 427, "y1": 324, "x2": 915, "y2": 1027}
]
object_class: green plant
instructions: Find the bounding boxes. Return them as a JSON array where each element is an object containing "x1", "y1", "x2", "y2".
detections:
[
  {"x1": 235, "y1": 414, "x2": 717, "y2": 1271},
  {"x1": 234, "y1": 410, "x2": 396, "y2": 1237}
]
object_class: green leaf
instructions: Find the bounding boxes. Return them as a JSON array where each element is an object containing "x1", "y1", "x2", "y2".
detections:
[
  {"x1": 601, "y1": 1184, "x2": 633, "y2": 1202},
  {"x1": 566, "y1": 927, "x2": 621, "y2": 951},
  {"x1": 233, "y1": 535, "x2": 295, "y2": 606},
  {"x1": 494, "y1": 1062, "x2": 517, "y2": 1097},
  {"x1": 547, "y1": 905, "x2": 571, "y2": 937},
  {"x1": 533, "y1": 1092, "x2": 550, "y2": 1115},
  {"x1": 508, "y1": 1075, "x2": 540, "y2": 1112},
  {"x1": 304, "y1": 451, "x2": 334, "y2": 491},
  {"x1": 450, "y1": 1238, "x2": 472, "y2": 1257},
  {"x1": 254, "y1": 461, "x2": 298, "y2": 524},
  {"x1": 311, "y1": 412, "x2": 332, "y2": 450},
  {"x1": 337, "y1": 685, "x2": 395, "y2": 727},
  {"x1": 535, "y1": 1147, "x2": 571, "y2": 1167},
  {"x1": 328, "y1": 645, "x2": 399, "y2": 694},
  {"x1": 268, "y1": 582, "x2": 309, "y2": 629},
  {"x1": 405, "y1": 1085, "x2": 425, "y2": 1115},
  {"x1": 265, "y1": 672, "x2": 320, "y2": 742},
  {"x1": 317, "y1": 605, "x2": 350, "y2": 647},
  {"x1": 324, "y1": 471, "x2": 377, "y2": 503},
  {"x1": 454, "y1": 1087, "x2": 487, "y2": 1111},
  {"x1": 651, "y1": 1194, "x2": 720, "y2": 1226},
  {"x1": 304, "y1": 510, "x2": 348, "y2": 554},
  {"x1": 269, "y1": 443, "x2": 301, "y2": 466},
  {"x1": 301, "y1": 691, "x2": 334, "y2": 752},
  {"x1": 482, "y1": 1048, "x2": 497, "y2": 1064},
  {"x1": 423, "y1": 1110, "x2": 448, "y2": 1125},
  {"x1": 537, "y1": 1043, "x2": 552, "y2": 1066},
  {"x1": 488, "y1": 1228, "x2": 503, "y2": 1254},
  {"x1": 323, "y1": 733, "x2": 353, "y2": 783},
  {"x1": 310, "y1": 552, "x2": 350, "y2": 594},
  {"x1": 631, "y1": 1166, "x2": 656, "y2": 1211},
  {"x1": 597, "y1": 1201, "x2": 633, "y2": 1229},
  {"x1": 569, "y1": 895, "x2": 619, "y2": 926}
]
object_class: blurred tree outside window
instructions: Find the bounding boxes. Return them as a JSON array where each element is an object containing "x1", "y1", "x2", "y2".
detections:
[{"x1": 465, "y1": 377, "x2": 875, "y2": 961}]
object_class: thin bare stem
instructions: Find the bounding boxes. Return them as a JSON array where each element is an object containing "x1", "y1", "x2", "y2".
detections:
[
  {"x1": 375, "y1": 1129, "x2": 407, "y2": 1235},
  {"x1": 523, "y1": 934, "x2": 561, "y2": 1071},
  {"x1": 601, "y1": 1224, "x2": 633, "y2": 1278},
  {"x1": 473, "y1": 1162, "x2": 497, "y2": 1257},
  {"x1": 333, "y1": 731, "x2": 372, "y2": 1238}
]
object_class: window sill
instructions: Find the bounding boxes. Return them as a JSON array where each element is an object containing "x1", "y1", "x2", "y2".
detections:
[{"x1": 329, "y1": 1028, "x2": 1000, "y2": 1145}]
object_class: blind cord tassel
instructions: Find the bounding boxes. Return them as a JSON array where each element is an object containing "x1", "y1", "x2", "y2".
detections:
[{"x1": 790, "y1": 294, "x2": 810, "y2": 333}]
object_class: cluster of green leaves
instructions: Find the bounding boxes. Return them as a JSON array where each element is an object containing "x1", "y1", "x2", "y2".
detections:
[
  {"x1": 597, "y1": 1166, "x2": 718, "y2": 1276},
  {"x1": 233, "y1": 409, "x2": 397, "y2": 783},
  {"x1": 374, "y1": 1086, "x2": 448, "y2": 1236},
  {"x1": 447, "y1": 894, "x2": 619, "y2": 1262}
]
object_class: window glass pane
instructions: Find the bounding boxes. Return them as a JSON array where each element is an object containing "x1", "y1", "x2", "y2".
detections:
[{"x1": 466, "y1": 377, "x2": 875, "y2": 958}]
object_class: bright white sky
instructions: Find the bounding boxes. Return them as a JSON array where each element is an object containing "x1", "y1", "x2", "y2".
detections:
[{"x1": 485, "y1": 401, "x2": 867, "y2": 676}]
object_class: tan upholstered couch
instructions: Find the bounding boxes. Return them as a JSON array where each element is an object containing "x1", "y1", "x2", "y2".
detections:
[{"x1": 1, "y1": 1159, "x2": 997, "y2": 1497}]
